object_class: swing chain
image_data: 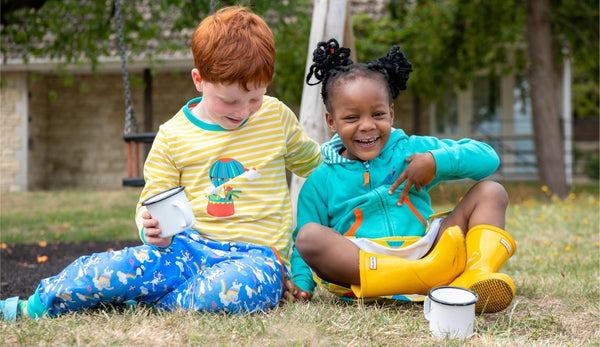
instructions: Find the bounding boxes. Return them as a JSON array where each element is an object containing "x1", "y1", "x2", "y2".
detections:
[
  {"x1": 116, "y1": 0, "x2": 218, "y2": 135},
  {"x1": 115, "y1": 0, "x2": 140, "y2": 135}
]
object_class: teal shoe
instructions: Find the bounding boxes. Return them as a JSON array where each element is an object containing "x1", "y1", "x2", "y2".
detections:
[{"x1": 1, "y1": 297, "x2": 23, "y2": 321}]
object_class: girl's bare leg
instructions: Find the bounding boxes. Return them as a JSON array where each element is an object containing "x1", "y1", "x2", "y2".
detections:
[
  {"x1": 438, "y1": 180, "x2": 509, "y2": 243},
  {"x1": 295, "y1": 223, "x2": 360, "y2": 287}
]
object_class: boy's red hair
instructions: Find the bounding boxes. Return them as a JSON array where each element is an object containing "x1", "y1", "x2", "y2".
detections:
[{"x1": 191, "y1": 6, "x2": 275, "y2": 90}]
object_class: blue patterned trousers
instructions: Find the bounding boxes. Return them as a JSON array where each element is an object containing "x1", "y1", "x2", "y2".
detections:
[{"x1": 30, "y1": 230, "x2": 287, "y2": 316}]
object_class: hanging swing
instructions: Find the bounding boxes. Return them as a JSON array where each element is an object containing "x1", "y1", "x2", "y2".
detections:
[
  {"x1": 115, "y1": 0, "x2": 156, "y2": 187},
  {"x1": 115, "y1": 0, "x2": 219, "y2": 187}
]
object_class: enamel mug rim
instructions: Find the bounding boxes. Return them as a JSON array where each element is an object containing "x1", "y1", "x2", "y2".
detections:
[
  {"x1": 428, "y1": 286, "x2": 479, "y2": 306},
  {"x1": 141, "y1": 186, "x2": 185, "y2": 206}
]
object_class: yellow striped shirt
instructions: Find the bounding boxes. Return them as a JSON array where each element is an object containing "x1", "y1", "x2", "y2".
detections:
[{"x1": 136, "y1": 96, "x2": 322, "y2": 268}]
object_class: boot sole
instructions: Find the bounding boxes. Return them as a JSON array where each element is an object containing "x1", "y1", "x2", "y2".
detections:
[{"x1": 471, "y1": 279, "x2": 514, "y2": 313}]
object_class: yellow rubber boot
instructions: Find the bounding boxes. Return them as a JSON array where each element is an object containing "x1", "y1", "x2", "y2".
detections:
[
  {"x1": 449, "y1": 225, "x2": 516, "y2": 314},
  {"x1": 350, "y1": 226, "x2": 466, "y2": 298}
]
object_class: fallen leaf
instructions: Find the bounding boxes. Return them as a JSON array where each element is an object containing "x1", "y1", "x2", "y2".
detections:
[
  {"x1": 37, "y1": 255, "x2": 48, "y2": 263},
  {"x1": 0, "y1": 243, "x2": 7, "y2": 250},
  {"x1": 38, "y1": 241, "x2": 48, "y2": 248}
]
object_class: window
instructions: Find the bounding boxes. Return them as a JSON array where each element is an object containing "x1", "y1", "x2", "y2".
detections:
[
  {"x1": 513, "y1": 74, "x2": 533, "y2": 135},
  {"x1": 472, "y1": 76, "x2": 502, "y2": 135},
  {"x1": 512, "y1": 74, "x2": 536, "y2": 174},
  {"x1": 514, "y1": 138, "x2": 537, "y2": 173}
]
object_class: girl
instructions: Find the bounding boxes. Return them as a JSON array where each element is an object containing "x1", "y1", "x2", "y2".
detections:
[{"x1": 290, "y1": 39, "x2": 516, "y2": 314}]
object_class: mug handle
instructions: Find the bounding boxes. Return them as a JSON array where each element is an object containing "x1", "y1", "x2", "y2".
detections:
[
  {"x1": 423, "y1": 296, "x2": 431, "y2": 321},
  {"x1": 172, "y1": 201, "x2": 195, "y2": 228}
]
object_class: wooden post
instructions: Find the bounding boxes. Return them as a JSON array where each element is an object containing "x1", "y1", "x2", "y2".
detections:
[{"x1": 290, "y1": 0, "x2": 353, "y2": 226}]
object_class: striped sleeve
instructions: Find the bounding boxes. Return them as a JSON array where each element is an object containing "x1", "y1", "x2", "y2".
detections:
[
  {"x1": 135, "y1": 116, "x2": 183, "y2": 234},
  {"x1": 279, "y1": 102, "x2": 322, "y2": 177}
]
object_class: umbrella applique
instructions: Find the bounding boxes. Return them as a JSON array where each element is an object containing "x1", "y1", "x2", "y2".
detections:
[{"x1": 207, "y1": 158, "x2": 248, "y2": 217}]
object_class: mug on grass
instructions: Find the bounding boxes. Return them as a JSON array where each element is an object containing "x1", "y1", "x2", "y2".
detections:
[
  {"x1": 141, "y1": 186, "x2": 195, "y2": 238},
  {"x1": 424, "y1": 286, "x2": 479, "y2": 339}
]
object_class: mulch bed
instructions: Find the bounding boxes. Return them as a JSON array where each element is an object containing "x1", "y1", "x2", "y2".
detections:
[{"x1": 1, "y1": 240, "x2": 141, "y2": 299}]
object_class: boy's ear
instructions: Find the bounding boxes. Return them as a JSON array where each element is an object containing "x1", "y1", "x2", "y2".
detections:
[
  {"x1": 325, "y1": 111, "x2": 337, "y2": 133},
  {"x1": 191, "y1": 68, "x2": 203, "y2": 93}
]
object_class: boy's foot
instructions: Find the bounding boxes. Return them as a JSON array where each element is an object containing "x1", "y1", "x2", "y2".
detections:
[{"x1": 1, "y1": 297, "x2": 25, "y2": 321}]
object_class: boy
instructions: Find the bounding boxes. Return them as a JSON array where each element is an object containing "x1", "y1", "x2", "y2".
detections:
[{"x1": 1, "y1": 6, "x2": 321, "y2": 320}]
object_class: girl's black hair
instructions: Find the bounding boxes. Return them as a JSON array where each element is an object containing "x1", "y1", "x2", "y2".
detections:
[{"x1": 306, "y1": 38, "x2": 413, "y2": 110}]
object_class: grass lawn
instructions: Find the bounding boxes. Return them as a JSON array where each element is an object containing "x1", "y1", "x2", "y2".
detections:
[{"x1": 1, "y1": 182, "x2": 599, "y2": 346}]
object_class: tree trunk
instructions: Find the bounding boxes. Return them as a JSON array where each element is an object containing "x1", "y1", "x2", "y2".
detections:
[{"x1": 526, "y1": 0, "x2": 569, "y2": 198}]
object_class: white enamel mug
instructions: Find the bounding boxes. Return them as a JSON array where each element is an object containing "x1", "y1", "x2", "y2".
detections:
[
  {"x1": 424, "y1": 286, "x2": 479, "y2": 339},
  {"x1": 141, "y1": 186, "x2": 195, "y2": 238}
]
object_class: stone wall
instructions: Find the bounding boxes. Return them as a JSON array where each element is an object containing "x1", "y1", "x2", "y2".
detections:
[
  {"x1": 24, "y1": 70, "x2": 197, "y2": 190},
  {"x1": 0, "y1": 72, "x2": 28, "y2": 192}
]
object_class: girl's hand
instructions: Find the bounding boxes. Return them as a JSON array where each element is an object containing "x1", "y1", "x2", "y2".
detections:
[
  {"x1": 389, "y1": 152, "x2": 436, "y2": 205},
  {"x1": 142, "y1": 210, "x2": 173, "y2": 248},
  {"x1": 281, "y1": 279, "x2": 312, "y2": 304}
]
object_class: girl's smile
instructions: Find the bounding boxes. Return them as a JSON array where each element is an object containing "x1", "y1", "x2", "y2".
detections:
[{"x1": 355, "y1": 136, "x2": 381, "y2": 146}]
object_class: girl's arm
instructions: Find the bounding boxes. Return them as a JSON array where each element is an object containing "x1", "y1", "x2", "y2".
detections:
[{"x1": 290, "y1": 170, "x2": 329, "y2": 293}]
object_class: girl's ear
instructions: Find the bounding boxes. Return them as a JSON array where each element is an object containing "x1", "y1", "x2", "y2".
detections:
[
  {"x1": 389, "y1": 103, "x2": 395, "y2": 124},
  {"x1": 325, "y1": 111, "x2": 337, "y2": 133},
  {"x1": 191, "y1": 68, "x2": 203, "y2": 93}
]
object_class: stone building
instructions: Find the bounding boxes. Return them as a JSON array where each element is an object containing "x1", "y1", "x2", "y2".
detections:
[{"x1": 1, "y1": 61, "x2": 197, "y2": 191}]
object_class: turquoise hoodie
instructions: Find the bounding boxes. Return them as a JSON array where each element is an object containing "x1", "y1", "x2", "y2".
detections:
[{"x1": 291, "y1": 128, "x2": 500, "y2": 293}]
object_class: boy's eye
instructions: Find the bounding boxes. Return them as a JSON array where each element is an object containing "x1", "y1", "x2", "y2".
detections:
[{"x1": 219, "y1": 97, "x2": 236, "y2": 105}]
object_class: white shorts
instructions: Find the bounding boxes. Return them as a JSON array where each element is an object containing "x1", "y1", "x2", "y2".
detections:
[{"x1": 348, "y1": 215, "x2": 445, "y2": 260}]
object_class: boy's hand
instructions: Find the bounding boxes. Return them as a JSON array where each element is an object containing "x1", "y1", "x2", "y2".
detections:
[
  {"x1": 389, "y1": 152, "x2": 436, "y2": 205},
  {"x1": 281, "y1": 279, "x2": 312, "y2": 304},
  {"x1": 141, "y1": 210, "x2": 173, "y2": 248}
]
